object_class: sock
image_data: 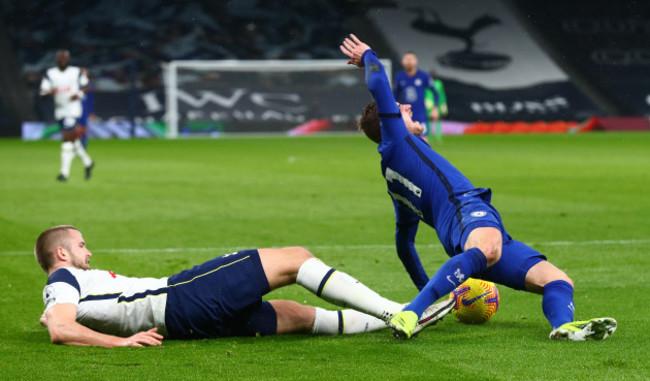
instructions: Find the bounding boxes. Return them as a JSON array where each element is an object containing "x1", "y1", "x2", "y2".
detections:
[
  {"x1": 73, "y1": 139, "x2": 93, "y2": 167},
  {"x1": 81, "y1": 134, "x2": 88, "y2": 149},
  {"x1": 404, "y1": 248, "x2": 487, "y2": 317},
  {"x1": 543, "y1": 280, "x2": 575, "y2": 329},
  {"x1": 297, "y1": 258, "x2": 402, "y2": 321},
  {"x1": 311, "y1": 307, "x2": 387, "y2": 334},
  {"x1": 60, "y1": 142, "x2": 75, "y2": 177}
]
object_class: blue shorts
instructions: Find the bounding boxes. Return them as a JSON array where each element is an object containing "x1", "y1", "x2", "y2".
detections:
[
  {"x1": 450, "y1": 193, "x2": 507, "y2": 254},
  {"x1": 165, "y1": 249, "x2": 277, "y2": 339},
  {"x1": 451, "y1": 193, "x2": 546, "y2": 290},
  {"x1": 78, "y1": 113, "x2": 88, "y2": 127},
  {"x1": 58, "y1": 117, "x2": 80, "y2": 131}
]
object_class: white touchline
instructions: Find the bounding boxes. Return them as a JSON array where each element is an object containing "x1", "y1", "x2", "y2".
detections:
[{"x1": 3, "y1": 238, "x2": 650, "y2": 256}]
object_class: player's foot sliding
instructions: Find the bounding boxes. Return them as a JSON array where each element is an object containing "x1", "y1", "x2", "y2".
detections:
[
  {"x1": 389, "y1": 311, "x2": 419, "y2": 339},
  {"x1": 412, "y1": 298, "x2": 454, "y2": 337},
  {"x1": 390, "y1": 298, "x2": 454, "y2": 339},
  {"x1": 549, "y1": 317, "x2": 617, "y2": 341}
]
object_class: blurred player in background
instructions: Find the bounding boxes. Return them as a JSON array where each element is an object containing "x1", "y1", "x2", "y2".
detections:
[
  {"x1": 78, "y1": 68, "x2": 96, "y2": 150},
  {"x1": 40, "y1": 50, "x2": 94, "y2": 181},
  {"x1": 424, "y1": 70, "x2": 448, "y2": 142},
  {"x1": 393, "y1": 52, "x2": 439, "y2": 142},
  {"x1": 35, "y1": 225, "x2": 451, "y2": 347},
  {"x1": 340, "y1": 34, "x2": 616, "y2": 341}
]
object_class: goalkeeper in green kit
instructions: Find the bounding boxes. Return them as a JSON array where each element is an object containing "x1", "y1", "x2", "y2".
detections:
[{"x1": 425, "y1": 71, "x2": 447, "y2": 142}]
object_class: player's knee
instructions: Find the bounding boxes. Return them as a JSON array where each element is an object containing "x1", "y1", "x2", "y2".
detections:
[
  {"x1": 282, "y1": 246, "x2": 315, "y2": 265},
  {"x1": 465, "y1": 227, "x2": 502, "y2": 267},
  {"x1": 543, "y1": 265, "x2": 573, "y2": 288},
  {"x1": 524, "y1": 261, "x2": 574, "y2": 293},
  {"x1": 473, "y1": 237, "x2": 502, "y2": 267},
  {"x1": 554, "y1": 271, "x2": 574, "y2": 288},
  {"x1": 480, "y1": 244, "x2": 502, "y2": 267}
]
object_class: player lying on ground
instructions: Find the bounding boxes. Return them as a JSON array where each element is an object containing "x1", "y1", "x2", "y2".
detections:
[
  {"x1": 35, "y1": 225, "x2": 450, "y2": 347},
  {"x1": 340, "y1": 34, "x2": 616, "y2": 341}
]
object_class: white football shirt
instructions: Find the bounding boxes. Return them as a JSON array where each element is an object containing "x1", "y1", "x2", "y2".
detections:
[
  {"x1": 40, "y1": 66, "x2": 89, "y2": 120},
  {"x1": 43, "y1": 267, "x2": 169, "y2": 337}
]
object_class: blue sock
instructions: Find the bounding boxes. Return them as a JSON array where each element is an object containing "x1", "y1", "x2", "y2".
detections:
[
  {"x1": 404, "y1": 248, "x2": 487, "y2": 317},
  {"x1": 81, "y1": 134, "x2": 88, "y2": 149},
  {"x1": 542, "y1": 280, "x2": 575, "y2": 329}
]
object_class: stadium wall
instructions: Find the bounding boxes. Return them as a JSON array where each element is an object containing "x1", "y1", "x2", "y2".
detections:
[
  {"x1": 507, "y1": 0, "x2": 650, "y2": 117},
  {"x1": 0, "y1": 20, "x2": 36, "y2": 136},
  {"x1": 366, "y1": 0, "x2": 605, "y2": 122}
]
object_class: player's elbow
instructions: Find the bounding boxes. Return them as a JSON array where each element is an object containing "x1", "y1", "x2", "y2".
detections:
[
  {"x1": 49, "y1": 328, "x2": 66, "y2": 345},
  {"x1": 48, "y1": 323, "x2": 73, "y2": 345}
]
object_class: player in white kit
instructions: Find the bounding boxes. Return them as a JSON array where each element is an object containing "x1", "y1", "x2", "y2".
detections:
[
  {"x1": 35, "y1": 225, "x2": 453, "y2": 347},
  {"x1": 40, "y1": 50, "x2": 94, "y2": 181}
]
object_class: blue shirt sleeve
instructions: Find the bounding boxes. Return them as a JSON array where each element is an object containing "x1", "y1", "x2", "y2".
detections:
[
  {"x1": 362, "y1": 50, "x2": 408, "y2": 144},
  {"x1": 394, "y1": 202, "x2": 429, "y2": 290}
]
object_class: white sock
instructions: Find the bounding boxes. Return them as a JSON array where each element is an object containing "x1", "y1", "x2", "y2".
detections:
[
  {"x1": 312, "y1": 307, "x2": 387, "y2": 335},
  {"x1": 297, "y1": 258, "x2": 402, "y2": 321},
  {"x1": 60, "y1": 142, "x2": 75, "y2": 177},
  {"x1": 73, "y1": 139, "x2": 93, "y2": 167}
]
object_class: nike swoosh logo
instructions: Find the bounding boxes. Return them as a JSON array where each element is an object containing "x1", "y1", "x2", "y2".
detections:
[
  {"x1": 462, "y1": 291, "x2": 490, "y2": 306},
  {"x1": 446, "y1": 276, "x2": 457, "y2": 287}
]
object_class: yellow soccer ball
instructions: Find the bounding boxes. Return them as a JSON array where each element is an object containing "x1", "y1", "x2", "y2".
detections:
[{"x1": 449, "y1": 278, "x2": 500, "y2": 324}]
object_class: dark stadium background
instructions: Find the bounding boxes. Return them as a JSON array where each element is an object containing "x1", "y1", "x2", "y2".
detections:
[{"x1": 1, "y1": 0, "x2": 649, "y2": 137}]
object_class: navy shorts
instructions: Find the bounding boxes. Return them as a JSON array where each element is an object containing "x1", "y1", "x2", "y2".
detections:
[
  {"x1": 58, "y1": 117, "x2": 80, "y2": 131},
  {"x1": 451, "y1": 195, "x2": 507, "y2": 254},
  {"x1": 165, "y1": 249, "x2": 277, "y2": 339},
  {"x1": 451, "y1": 194, "x2": 546, "y2": 291}
]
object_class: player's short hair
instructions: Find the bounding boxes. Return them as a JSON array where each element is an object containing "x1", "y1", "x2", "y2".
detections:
[
  {"x1": 34, "y1": 225, "x2": 78, "y2": 273},
  {"x1": 358, "y1": 102, "x2": 381, "y2": 144}
]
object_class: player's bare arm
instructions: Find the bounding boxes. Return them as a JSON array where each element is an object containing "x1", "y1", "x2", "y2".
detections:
[
  {"x1": 45, "y1": 304, "x2": 163, "y2": 348},
  {"x1": 339, "y1": 34, "x2": 371, "y2": 67}
]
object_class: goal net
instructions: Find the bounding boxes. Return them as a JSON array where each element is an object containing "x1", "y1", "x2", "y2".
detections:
[{"x1": 164, "y1": 59, "x2": 392, "y2": 138}]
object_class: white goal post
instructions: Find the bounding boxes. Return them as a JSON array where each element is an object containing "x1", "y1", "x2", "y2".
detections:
[{"x1": 164, "y1": 59, "x2": 392, "y2": 138}]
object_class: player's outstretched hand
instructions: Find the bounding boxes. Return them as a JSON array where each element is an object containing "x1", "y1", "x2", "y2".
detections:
[
  {"x1": 340, "y1": 34, "x2": 371, "y2": 67},
  {"x1": 121, "y1": 327, "x2": 164, "y2": 347}
]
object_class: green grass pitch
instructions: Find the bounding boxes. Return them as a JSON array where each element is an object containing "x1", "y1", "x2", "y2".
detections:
[{"x1": 1, "y1": 133, "x2": 648, "y2": 380}]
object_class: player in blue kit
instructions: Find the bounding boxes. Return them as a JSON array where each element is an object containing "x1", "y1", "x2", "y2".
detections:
[
  {"x1": 340, "y1": 34, "x2": 617, "y2": 341},
  {"x1": 393, "y1": 52, "x2": 438, "y2": 141},
  {"x1": 78, "y1": 68, "x2": 95, "y2": 150}
]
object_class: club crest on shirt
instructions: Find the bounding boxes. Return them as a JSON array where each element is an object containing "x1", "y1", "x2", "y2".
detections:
[
  {"x1": 471, "y1": 211, "x2": 488, "y2": 218},
  {"x1": 44, "y1": 285, "x2": 56, "y2": 305}
]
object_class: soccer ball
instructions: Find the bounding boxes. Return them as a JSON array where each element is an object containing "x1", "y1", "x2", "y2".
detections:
[{"x1": 449, "y1": 278, "x2": 499, "y2": 324}]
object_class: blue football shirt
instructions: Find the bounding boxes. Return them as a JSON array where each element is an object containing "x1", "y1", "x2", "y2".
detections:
[
  {"x1": 363, "y1": 50, "x2": 489, "y2": 255},
  {"x1": 393, "y1": 69, "x2": 434, "y2": 125}
]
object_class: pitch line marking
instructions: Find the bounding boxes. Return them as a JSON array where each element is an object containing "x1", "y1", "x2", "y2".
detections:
[{"x1": 2, "y1": 238, "x2": 649, "y2": 256}]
